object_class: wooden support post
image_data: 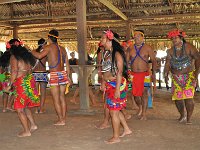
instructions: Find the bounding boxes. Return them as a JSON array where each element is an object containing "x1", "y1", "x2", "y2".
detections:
[
  {"x1": 76, "y1": 0, "x2": 90, "y2": 110},
  {"x1": 13, "y1": 26, "x2": 18, "y2": 39},
  {"x1": 126, "y1": 21, "x2": 131, "y2": 40}
]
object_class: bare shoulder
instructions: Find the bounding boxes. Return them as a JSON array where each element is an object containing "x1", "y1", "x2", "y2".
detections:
[
  {"x1": 167, "y1": 48, "x2": 173, "y2": 54},
  {"x1": 144, "y1": 43, "x2": 152, "y2": 49},
  {"x1": 43, "y1": 44, "x2": 51, "y2": 51},
  {"x1": 165, "y1": 48, "x2": 173, "y2": 60},
  {"x1": 185, "y1": 42, "x2": 199, "y2": 59},
  {"x1": 128, "y1": 44, "x2": 134, "y2": 51},
  {"x1": 185, "y1": 42, "x2": 196, "y2": 50}
]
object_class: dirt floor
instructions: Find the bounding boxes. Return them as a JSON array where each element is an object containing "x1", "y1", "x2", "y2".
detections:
[{"x1": 1, "y1": 87, "x2": 200, "y2": 150}]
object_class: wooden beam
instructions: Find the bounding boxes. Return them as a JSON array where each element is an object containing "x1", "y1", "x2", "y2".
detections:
[
  {"x1": 130, "y1": 13, "x2": 200, "y2": 20},
  {"x1": 122, "y1": 6, "x2": 172, "y2": 12},
  {"x1": 0, "y1": 12, "x2": 108, "y2": 22},
  {"x1": 17, "y1": 12, "x2": 200, "y2": 28},
  {"x1": 17, "y1": 16, "x2": 200, "y2": 32},
  {"x1": 76, "y1": 0, "x2": 90, "y2": 110},
  {"x1": 0, "y1": 0, "x2": 28, "y2": 4},
  {"x1": 97, "y1": 0, "x2": 128, "y2": 20},
  {"x1": 13, "y1": 26, "x2": 18, "y2": 38}
]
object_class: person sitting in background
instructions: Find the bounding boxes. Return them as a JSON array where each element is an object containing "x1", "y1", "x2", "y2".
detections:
[{"x1": 154, "y1": 51, "x2": 162, "y2": 89}]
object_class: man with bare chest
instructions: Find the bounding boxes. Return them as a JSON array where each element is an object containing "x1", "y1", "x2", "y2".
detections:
[
  {"x1": 164, "y1": 29, "x2": 200, "y2": 124},
  {"x1": 32, "y1": 29, "x2": 71, "y2": 125},
  {"x1": 126, "y1": 30, "x2": 156, "y2": 120}
]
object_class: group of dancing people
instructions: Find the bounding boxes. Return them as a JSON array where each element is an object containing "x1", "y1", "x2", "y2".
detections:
[
  {"x1": 0, "y1": 29, "x2": 200, "y2": 145},
  {"x1": 0, "y1": 30, "x2": 71, "y2": 137}
]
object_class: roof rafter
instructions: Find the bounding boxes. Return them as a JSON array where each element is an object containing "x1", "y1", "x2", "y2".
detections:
[
  {"x1": 97, "y1": 0, "x2": 128, "y2": 20},
  {"x1": 0, "y1": 0, "x2": 28, "y2": 4}
]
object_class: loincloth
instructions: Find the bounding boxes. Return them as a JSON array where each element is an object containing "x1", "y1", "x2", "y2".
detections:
[
  {"x1": 105, "y1": 77, "x2": 127, "y2": 110},
  {"x1": 171, "y1": 71, "x2": 196, "y2": 100},
  {"x1": 32, "y1": 71, "x2": 48, "y2": 82},
  {"x1": 13, "y1": 74, "x2": 40, "y2": 109},
  {"x1": 49, "y1": 71, "x2": 69, "y2": 86},
  {"x1": 129, "y1": 71, "x2": 150, "y2": 96}
]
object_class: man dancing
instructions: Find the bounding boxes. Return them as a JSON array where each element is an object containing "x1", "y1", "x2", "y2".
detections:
[
  {"x1": 126, "y1": 30, "x2": 156, "y2": 120},
  {"x1": 164, "y1": 29, "x2": 200, "y2": 125},
  {"x1": 32, "y1": 29, "x2": 71, "y2": 125}
]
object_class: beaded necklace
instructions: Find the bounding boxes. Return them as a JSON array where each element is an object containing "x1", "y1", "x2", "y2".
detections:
[{"x1": 170, "y1": 43, "x2": 191, "y2": 70}]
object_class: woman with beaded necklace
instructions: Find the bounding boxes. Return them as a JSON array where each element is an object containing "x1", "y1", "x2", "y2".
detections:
[
  {"x1": 100, "y1": 30, "x2": 132, "y2": 144},
  {"x1": 164, "y1": 29, "x2": 200, "y2": 125}
]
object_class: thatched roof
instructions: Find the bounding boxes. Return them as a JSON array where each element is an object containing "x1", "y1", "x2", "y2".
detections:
[{"x1": 0, "y1": 0, "x2": 199, "y2": 50}]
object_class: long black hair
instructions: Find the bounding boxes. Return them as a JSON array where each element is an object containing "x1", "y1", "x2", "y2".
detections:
[
  {"x1": 179, "y1": 35, "x2": 186, "y2": 43},
  {"x1": 0, "y1": 38, "x2": 21, "y2": 69},
  {"x1": 10, "y1": 45, "x2": 36, "y2": 67},
  {"x1": 111, "y1": 32, "x2": 128, "y2": 80}
]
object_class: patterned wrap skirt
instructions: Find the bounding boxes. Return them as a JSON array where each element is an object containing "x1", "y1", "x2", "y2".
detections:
[
  {"x1": 32, "y1": 71, "x2": 48, "y2": 83},
  {"x1": 171, "y1": 71, "x2": 196, "y2": 100},
  {"x1": 105, "y1": 77, "x2": 127, "y2": 110},
  {"x1": 13, "y1": 74, "x2": 40, "y2": 109}
]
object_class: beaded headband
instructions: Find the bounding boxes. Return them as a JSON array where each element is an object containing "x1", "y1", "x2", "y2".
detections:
[
  {"x1": 134, "y1": 31, "x2": 144, "y2": 37},
  {"x1": 48, "y1": 34, "x2": 59, "y2": 39}
]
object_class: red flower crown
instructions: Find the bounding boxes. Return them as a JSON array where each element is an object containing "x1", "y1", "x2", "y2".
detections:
[
  {"x1": 168, "y1": 30, "x2": 186, "y2": 39},
  {"x1": 6, "y1": 40, "x2": 24, "y2": 49},
  {"x1": 103, "y1": 30, "x2": 114, "y2": 40}
]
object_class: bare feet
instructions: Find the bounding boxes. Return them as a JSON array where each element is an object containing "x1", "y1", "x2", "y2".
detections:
[
  {"x1": 39, "y1": 109, "x2": 46, "y2": 114},
  {"x1": 95, "y1": 123, "x2": 110, "y2": 129},
  {"x1": 186, "y1": 121, "x2": 192, "y2": 125},
  {"x1": 119, "y1": 130, "x2": 132, "y2": 138},
  {"x1": 6, "y1": 107, "x2": 15, "y2": 112},
  {"x1": 139, "y1": 115, "x2": 147, "y2": 120},
  {"x1": 70, "y1": 99, "x2": 78, "y2": 104},
  {"x1": 137, "y1": 109, "x2": 142, "y2": 118},
  {"x1": 91, "y1": 102, "x2": 99, "y2": 107},
  {"x1": 17, "y1": 131, "x2": 31, "y2": 137},
  {"x1": 2, "y1": 109, "x2": 7, "y2": 113},
  {"x1": 125, "y1": 114, "x2": 132, "y2": 120},
  {"x1": 30, "y1": 125, "x2": 38, "y2": 132},
  {"x1": 35, "y1": 109, "x2": 39, "y2": 114},
  {"x1": 104, "y1": 137, "x2": 120, "y2": 144},
  {"x1": 54, "y1": 120, "x2": 66, "y2": 126},
  {"x1": 178, "y1": 116, "x2": 186, "y2": 123}
]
